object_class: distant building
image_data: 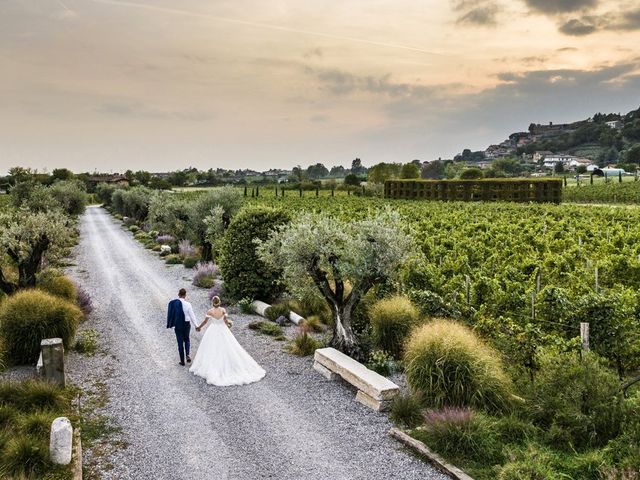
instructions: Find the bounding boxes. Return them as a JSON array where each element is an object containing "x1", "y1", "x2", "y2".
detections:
[
  {"x1": 543, "y1": 154, "x2": 576, "y2": 169},
  {"x1": 533, "y1": 151, "x2": 553, "y2": 162},
  {"x1": 86, "y1": 175, "x2": 129, "y2": 187},
  {"x1": 605, "y1": 120, "x2": 623, "y2": 129}
]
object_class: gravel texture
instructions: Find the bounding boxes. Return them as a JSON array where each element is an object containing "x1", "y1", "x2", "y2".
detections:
[{"x1": 65, "y1": 206, "x2": 449, "y2": 480}]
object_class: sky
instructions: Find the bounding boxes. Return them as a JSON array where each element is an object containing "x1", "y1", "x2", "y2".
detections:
[{"x1": 1, "y1": 0, "x2": 639, "y2": 174}]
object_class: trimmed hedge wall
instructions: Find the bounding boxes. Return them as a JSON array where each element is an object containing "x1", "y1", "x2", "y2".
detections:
[{"x1": 384, "y1": 179, "x2": 562, "y2": 203}]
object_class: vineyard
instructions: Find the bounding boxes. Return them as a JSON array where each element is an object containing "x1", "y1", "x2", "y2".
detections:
[{"x1": 563, "y1": 180, "x2": 640, "y2": 204}]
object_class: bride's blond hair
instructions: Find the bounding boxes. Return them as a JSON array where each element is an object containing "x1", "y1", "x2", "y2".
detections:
[{"x1": 211, "y1": 296, "x2": 221, "y2": 307}]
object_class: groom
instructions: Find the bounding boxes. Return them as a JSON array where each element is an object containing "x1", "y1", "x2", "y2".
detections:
[{"x1": 167, "y1": 288, "x2": 198, "y2": 366}]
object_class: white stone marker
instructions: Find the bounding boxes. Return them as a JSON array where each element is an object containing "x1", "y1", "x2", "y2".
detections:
[
  {"x1": 160, "y1": 245, "x2": 172, "y2": 254},
  {"x1": 50, "y1": 417, "x2": 73, "y2": 465}
]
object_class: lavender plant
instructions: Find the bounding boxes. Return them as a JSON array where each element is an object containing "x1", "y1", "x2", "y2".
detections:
[
  {"x1": 178, "y1": 239, "x2": 196, "y2": 258},
  {"x1": 192, "y1": 262, "x2": 219, "y2": 288}
]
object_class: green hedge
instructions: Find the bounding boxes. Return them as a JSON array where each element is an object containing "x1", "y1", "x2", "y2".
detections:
[
  {"x1": 219, "y1": 206, "x2": 290, "y2": 302},
  {"x1": 385, "y1": 179, "x2": 562, "y2": 203}
]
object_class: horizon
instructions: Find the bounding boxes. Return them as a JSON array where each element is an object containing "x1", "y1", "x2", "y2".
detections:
[{"x1": 1, "y1": 0, "x2": 639, "y2": 175}]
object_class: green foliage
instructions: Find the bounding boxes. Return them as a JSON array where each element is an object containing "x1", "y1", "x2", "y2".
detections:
[
  {"x1": 301, "y1": 315, "x2": 325, "y2": 333},
  {"x1": 248, "y1": 321, "x2": 284, "y2": 337},
  {"x1": 526, "y1": 350, "x2": 623, "y2": 450},
  {"x1": 413, "y1": 408, "x2": 504, "y2": 465},
  {"x1": 73, "y1": 329, "x2": 99, "y2": 356},
  {"x1": 369, "y1": 295, "x2": 420, "y2": 359},
  {"x1": 368, "y1": 162, "x2": 402, "y2": 184},
  {"x1": 0, "y1": 380, "x2": 69, "y2": 412},
  {"x1": 164, "y1": 254, "x2": 182, "y2": 265},
  {"x1": 366, "y1": 349, "x2": 395, "y2": 376},
  {"x1": 220, "y1": 205, "x2": 290, "y2": 302},
  {"x1": 238, "y1": 297, "x2": 254, "y2": 314},
  {"x1": 404, "y1": 319, "x2": 513, "y2": 412},
  {"x1": 129, "y1": 225, "x2": 140, "y2": 233},
  {"x1": 390, "y1": 393, "x2": 423, "y2": 428},
  {"x1": 182, "y1": 256, "x2": 199, "y2": 269},
  {"x1": 0, "y1": 436, "x2": 49, "y2": 477},
  {"x1": 400, "y1": 163, "x2": 421, "y2": 179},
  {"x1": 48, "y1": 179, "x2": 88, "y2": 216},
  {"x1": 37, "y1": 274, "x2": 77, "y2": 303},
  {"x1": 289, "y1": 328, "x2": 323, "y2": 356},
  {"x1": 459, "y1": 168, "x2": 484, "y2": 180},
  {"x1": 264, "y1": 302, "x2": 290, "y2": 321},
  {"x1": 0, "y1": 290, "x2": 81, "y2": 364}
]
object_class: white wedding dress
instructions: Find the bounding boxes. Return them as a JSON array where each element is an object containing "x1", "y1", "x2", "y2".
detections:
[{"x1": 189, "y1": 313, "x2": 266, "y2": 386}]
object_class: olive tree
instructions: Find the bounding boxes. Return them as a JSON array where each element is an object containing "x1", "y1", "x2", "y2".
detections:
[
  {"x1": 257, "y1": 207, "x2": 414, "y2": 359},
  {"x1": 188, "y1": 186, "x2": 243, "y2": 260},
  {"x1": 0, "y1": 209, "x2": 70, "y2": 294}
]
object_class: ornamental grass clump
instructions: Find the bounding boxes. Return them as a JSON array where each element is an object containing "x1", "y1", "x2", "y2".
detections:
[
  {"x1": 404, "y1": 319, "x2": 513, "y2": 413},
  {"x1": 178, "y1": 239, "x2": 196, "y2": 258},
  {"x1": 0, "y1": 290, "x2": 82, "y2": 365},
  {"x1": 369, "y1": 295, "x2": 421, "y2": 359},
  {"x1": 37, "y1": 274, "x2": 77, "y2": 303},
  {"x1": 192, "y1": 262, "x2": 219, "y2": 288},
  {"x1": 289, "y1": 325, "x2": 323, "y2": 356},
  {"x1": 390, "y1": 393, "x2": 424, "y2": 428},
  {"x1": 264, "y1": 302, "x2": 290, "y2": 322},
  {"x1": 156, "y1": 234, "x2": 174, "y2": 245}
]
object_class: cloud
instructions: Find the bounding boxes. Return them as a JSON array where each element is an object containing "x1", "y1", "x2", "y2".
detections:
[
  {"x1": 615, "y1": 8, "x2": 640, "y2": 30},
  {"x1": 96, "y1": 102, "x2": 211, "y2": 121},
  {"x1": 559, "y1": 17, "x2": 598, "y2": 35},
  {"x1": 457, "y1": 5, "x2": 501, "y2": 25},
  {"x1": 451, "y1": 0, "x2": 501, "y2": 26},
  {"x1": 524, "y1": 0, "x2": 598, "y2": 15},
  {"x1": 303, "y1": 47, "x2": 323, "y2": 59}
]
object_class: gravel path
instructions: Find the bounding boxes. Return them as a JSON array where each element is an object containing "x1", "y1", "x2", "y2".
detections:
[{"x1": 66, "y1": 206, "x2": 448, "y2": 480}]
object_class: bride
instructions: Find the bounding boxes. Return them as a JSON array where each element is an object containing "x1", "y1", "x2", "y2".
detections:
[{"x1": 190, "y1": 296, "x2": 266, "y2": 386}]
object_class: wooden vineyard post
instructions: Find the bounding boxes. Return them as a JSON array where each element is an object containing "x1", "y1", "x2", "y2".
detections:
[
  {"x1": 275, "y1": 186, "x2": 278, "y2": 197},
  {"x1": 244, "y1": 186, "x2": 247, "y2": 197},
  {"x1": 362, "y1": 185, "x2": 366, "y2": 196},
  {"x1": 580, "y1": 323, "x2": 590, "y2": 352},
  {"x1": 256, "y1": 186, "x2": 259, "y2": 197},
  {"x1": 281, "y1": 186, "x2": 285, "y2": 197},
  {"x1": 316, "y1": 187, "x2": 319, "y2": 197},
  {"x1": 251, "y1": 188, "x2": 254, "y2": 198},
  {"x1": 591, "y1": 174, "x2": 594, "y2": 185},
  {"x1": 619, "y1": 171, "x2": 623, "y2": 183},
  {"x1": 299, "y1": 187, "x2": 303, "y2": 197}
]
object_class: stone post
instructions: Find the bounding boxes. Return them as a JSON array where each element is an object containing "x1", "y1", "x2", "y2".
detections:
[
  {"x1": 50, "y1": 417, "x2": 73, "y2": 465},
  {"x1": 41, "y1": 338, "x2": 65, "y2": 387}
]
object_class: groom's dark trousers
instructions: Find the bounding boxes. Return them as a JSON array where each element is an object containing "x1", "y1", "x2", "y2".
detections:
[{"x1": 167, "y1": 298, "x2": 190, "y2": 364}]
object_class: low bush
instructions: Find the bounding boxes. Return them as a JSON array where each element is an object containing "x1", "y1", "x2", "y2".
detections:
[
  {"x1": 128, "y1": 225, "x2": 140, "y2": 233},
  {"x1": 18, "y1": 411, "x2": 56, "y2": 437},
  {"x1": 0, "y1": 290, "x2": 82, "y2": 364},
  {"x1": 238, "y1": 297, "x2": 253, "y2": 314},
  {"x1": 496, "y1": 443, "x2": 564, "y2": 480},
  {"x1": 414, "y1": 408, "x2": 503, "y2": 465},
  {"x1": 219, "y1": 205, "x2": 290, "y2": 302},
  {"x1": 73, "y1": 329, "x2": 99, "y2": 356},
  {"x1": 404, "y1": 319, "x2": 513, "y2": 412},
  {"x1": 606, "y1": 390, "x2": 640, "y2": 472},
  {"x1": 265, "y1": 302, "x2": 290, "y2": 322},
  {"x1": 390, "y1": 393, "x2": 423, "y2": 428},
  {"x1": 192, "y1": 262, "x2": 219, "y2": 288},
  {"x1": 208, "y1": 282, "x2": 230, "y2": 305},
  {"x1": 165, "y1": 254, "x2": 182, "y2": 265},
  {"x1": 366, "y1": 349, "x2": 395, "y2": 376},
  {"x1": 156, "y1": 234, "x2": 174, "y2": 245},
  {"x1": 0, "y1": 436, "x2": 49, "y2": 477},
  {"x1": 369, "y1": 295, "x2": 420, "y2": 359},
  {"x1": 37, "y1": 273, "x2": 77, "y2": 303},
  {"x1": 0, "y1": 379, "x2": 69, "y2": 412},
  {"x1": 183, "y1": 256, "x2": 199, "y2": 269},
  {"x1": 527, "y1": 350, "x2": 623, "y2": 450},
  {"x1": 301, "y1": 315, "x2": 325, "y2": 333},
  {"x1": 289, "y1": 327, "x2": 323, "y2": 356},
  {"x1": 248, "y1": 321, "x2": 283, "y2": 337},
  {"x1": 289, "y1": 292, "x2": 332, "y2": 325}
]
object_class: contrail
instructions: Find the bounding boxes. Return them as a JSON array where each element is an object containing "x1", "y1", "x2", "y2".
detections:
[{"x1": 86, "y1": 0, "x2": 444, "y2": 57}]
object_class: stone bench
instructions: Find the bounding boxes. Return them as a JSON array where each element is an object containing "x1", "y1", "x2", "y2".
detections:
[{"x1": 313, "y1": 347, "x2": 400, "y2": 411}]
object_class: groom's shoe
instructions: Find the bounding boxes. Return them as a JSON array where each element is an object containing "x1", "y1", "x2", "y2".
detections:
[
  {"x1": 179, "y1": 361, "x2": 185, "y2": 366},
  {"x1": 186, "y1": 356, "x2": 191, "y2": 363}
]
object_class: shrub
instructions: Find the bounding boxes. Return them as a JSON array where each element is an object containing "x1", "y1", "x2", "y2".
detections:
[
  {"x1": 74, "y1": 283, "x2": 93, "y2": 315},
  {"x1": 0, "y1": 405, "x2": 18, "y2": 429},
  {"x1": 494, "y1": 414, "x2": 539, "y2": 446},
  {"x1": 18, "y1": 411, "x2": 56, "y2": 437},
  {"x1": 129, "y1": 225, "x2": 140, "y2": 233},
  {"x1": 414, "y1": 408, "x2": 503, "y2": 465},
  {"x1": 366, "y1": 349, "x2": 395, "y2": 376},
  {"x1": 369, "y1": 295, "x2": 420, "y2": 359},
  {"x1": 220, "y1": 206, "x2": 290, "y2": 302},
  {"x1": 165, "y1": 254, "x2": 182, "y2": 265},
  {"x1": 192, "y1": 262, "x2": 219, "y2": 288},
  {"x1": 496, "y1": 443, "x2": 564, "y2": 480},
  {"x1": 408, "y1": 289, "x2": 461, "y2": 318},
  {"x1": 183, "y1": 256, "x2": 199, "y2": 269},
  {"x1": 0, "y1": 290, "x2": 82, "y2": 364},
  {"x1": 208, "y1": 282, "x2": 229, "y2": 304},
  {"x1": 527, "y1": 350, "x2": 623, "y2": 450},
  {"x1": 73, "y1": 329, "x2": 99, "y2": 356},
  {"x1": 607, "y1": 390, "x2": 640, "y2": 472},
  {"x1": 264, "y1": 302, "x2": 290, "y2": 322},
  {"x1": 48, "y1": 179, "x2": 88, "y2": 216},
  {"x1": 289, "y1": 291, "x2": 332, "y2": 325},
  {"x1": 248, "y1": 321, "x2": 283, "y2": 337},
  {"x1": 0, "y1": 436, "x2": 48, "y2": 477},
  {"x1": 178, "y1": 239, "x2": 196, "y2": 258},
  {"x1": 289, "y1": 327, "x2": 323, "y2": 356},
  {"x1": 390, "y1": 393, "x2": 423, "y2": 428},
  {"x1": 238, "y1": 297, "x2": 253, "y2": 314},
  {"x1": 301, "y1": 315, "x2": 325, "y2": 333},
  {"x1": 0, "y1": 379, "x2": 68, "y2": 412},
  {"x1": 404, "y1": 319, "x2": 513, "y2": 412},
  {"x1": 37, "y1": 274, "x2": 77, "y2": 303}
]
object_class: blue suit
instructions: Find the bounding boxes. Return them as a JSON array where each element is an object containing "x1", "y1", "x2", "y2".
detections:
[{"x1": 167, "y1": 298, "x2": 191, "y2": 364}]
